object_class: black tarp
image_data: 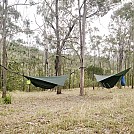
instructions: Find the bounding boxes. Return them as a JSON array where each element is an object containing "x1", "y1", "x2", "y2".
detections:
[
  {"x1": 24, "y1": 75, "x2": 68, "y2": 89},
  {"x1": 94, "y1": 68, "x2": 130, "y2": 88}
]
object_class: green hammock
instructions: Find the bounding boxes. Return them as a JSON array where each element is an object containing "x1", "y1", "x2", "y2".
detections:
[
  {"x1": 94, "y1": 68, "x2": 130, "y2": 88},
  {"x1": 0, "y1": 64, "x2": 68, "y2": 89},
  {"x1": 24, "y1": 75, "x2": 68, "y2": 89}
]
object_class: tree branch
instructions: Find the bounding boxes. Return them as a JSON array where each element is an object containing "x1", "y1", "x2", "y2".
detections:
[
  {"x1": 8, "y1": 2, "x2": 40, "y2": 8},
  {"x1": 34, "y1": 14, "x2": 44, "y2": 32},
  {"x1": 46, "y1": 20, "x2": 56, "y2": 34},
  {"x1": 0, "y1": 64, "x2": 23, "y2": 76},
  {"x1": 86, "y1": 10, "x2": 99, "y2": 18},
  {"x1": 61, "y1": 19, "x2": 77, "y2": 49}
]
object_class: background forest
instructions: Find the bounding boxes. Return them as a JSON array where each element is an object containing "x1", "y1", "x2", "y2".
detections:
[{"x1": 0, "y1": 0, "x2": 134, "y2": 95}]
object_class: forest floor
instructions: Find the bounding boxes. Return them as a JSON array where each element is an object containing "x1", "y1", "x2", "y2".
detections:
[{"x1": 0, "y1": 87, "x2": 134, "y2": 134}]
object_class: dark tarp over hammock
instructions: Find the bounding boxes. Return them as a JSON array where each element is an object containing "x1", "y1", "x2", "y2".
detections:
[
  {"x1": 24, "y1": 75, "x2": 68, "y2": 89},
  {"x1": 0, "y1": 64, "x2": 67, "y2": 89},
  {"x1": 94, "y1": 68, "x2": 130, "y2": 88}
]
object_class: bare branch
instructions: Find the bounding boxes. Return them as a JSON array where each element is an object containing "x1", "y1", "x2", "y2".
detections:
[
  {"x1": 34, "y1": 14, "x2": 44, "y2": 32},
  {"x1": 44, "y1": 0, "x2": 55, "y2": 15},
  {"x1": 0, "y1": 64, "x2": 23, "y2": 76},
  {"x1": 61, "y1": 19, "x2": 77, "y2": 49},
  {"x1": 86, "y1": 10, "x2": 98, "y2": 18},
  {"x1": 46, "y1": 20, "x2": 56, "y2": 33},
  {"x1": 8, "y1": 2, "x2": 40, "y2": 8}
]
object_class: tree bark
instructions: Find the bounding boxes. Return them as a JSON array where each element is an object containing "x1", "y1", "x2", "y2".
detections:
[
  {"x1": 78, "y1": 0, "x2": 87, "y2": 96},
  {"x1": 55, "y1": 0, "x2": 62, "y2": 94},
  {"x1": 2, "y1": 0, "x2": 8, "y2": 98},
  {"x1": 132, "y1": 25, "x2": 134, "y2": 89}
]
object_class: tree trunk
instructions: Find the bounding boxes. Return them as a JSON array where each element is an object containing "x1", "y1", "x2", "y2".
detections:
[
  {"x1": 78, "y1": 0, "x2": 87, "y2": 96},
  {"x1": 55, "y1": 0, "x2": 62, "y2": 94},
  {"x1": 2, "y1": 0, "x2": 8, "y2": 98},
  {"x1": 43, "y1": 22, "x2": 49, "y2": 76},
  {"x1": 44, "y1": 46, "x2": 49, "y2": 76},
  {"x1": 118, "y1": 42, "x2": 123, "y2": 72},
  {"x1": 131, "y1": 19, "x2": 134, "y2": 89}
]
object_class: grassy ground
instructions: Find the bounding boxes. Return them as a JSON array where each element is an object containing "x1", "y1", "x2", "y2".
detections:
[{"x1": 0, "y1": 87, "x2": 134, "y2": 134}]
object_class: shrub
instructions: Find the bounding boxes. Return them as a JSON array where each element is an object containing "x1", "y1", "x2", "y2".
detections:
[{"x1": 3, "y1": 94, "x2": 11, "y2": 104}]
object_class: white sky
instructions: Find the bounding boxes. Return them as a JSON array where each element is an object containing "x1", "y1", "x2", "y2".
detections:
[
  {"x1": 90, "y1": 0, "x2": 132, "y2": 36},
  {"x1": 8, "y1": 0, "x2": 43, "y2": 49},
  {"x1": 8, "y1": 0, "x2": 133, "y2": 46},
  {"x1": 9, "y1": 0, "x2": 43, "y2": 31},
  {"x1": 8, "y1": 0, "x2": 112, "y2": 34}
]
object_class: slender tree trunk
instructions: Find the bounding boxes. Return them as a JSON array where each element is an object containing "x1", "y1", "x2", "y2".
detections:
[
  {"x1": 0, "y1": 3, "x2": 2, "y2": 91},
  {"x1": 93, "y1": 50, "x2": 95, "y2": 90},
  {"x1": 2, "y1": 0, "x2": 8, "y2": 98},
  {"x1": 78, "y1": 0, "x2": 83, "y2": 95},
  {"x1": 44, "y1": 46, "x2": 49, "y2": 76},
  {"x1": 22, "y1": 62, "x2": 25, "y2": 91},
  {"x1": 55, "y1": 0, "x2": 62, "y2": 94},
  {"x1": 127, "y1": 41, "x2": 130, "y2": 87},
  {"x1": 43, "y1": 22, "x2": 49, "y2": 76},
  {"x1": 118, "y1": 42, "x2": 123, "y2": 72},
  {"x1": 78, "y1": 0, "x2": 86, "y2": 96},
  {"x1": 131, "y1": 18, "x2": 134, "y2": 89},
  {"x1": 28, "y1": 37, "x2": 31, "y2": 92},
  {"x1": 131, "y1": 48, "x2": 133, "y2": 89}
]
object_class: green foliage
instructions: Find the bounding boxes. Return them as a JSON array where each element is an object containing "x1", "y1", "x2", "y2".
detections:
[
  {"x1": 86, "y1": 65, "x2": 103, "y2": 79},
  {"x1": 112, "y1": 0, "x2": 121, "y2": 3},
  {"x1": 97, "y1": 0, "x2": 106, "y2": 7},
  {"x1": 6, "y1": 41, "x2": 44, "y2": 91},
  {"x1": 65, "y1": 69, "x2": 80, "y2": 89},
  {"x1": 105, "y1": 69, "x2": 111, "y2": 75},
  {"x1": 115, "y1": 3, "x2": 134, "y2": 21},
  {"x1": 7, "y1": 61, "x2": 22, "y2": 91},
  {"x1": 0, "y1": 94, "x2": 11, "y2": 104},
  {"x1": 84, "y1": 78, "x2": 96, "y2": 87},
  {"x1": 84, "y1": 66, "x2": 103, "y2": 87},
  {"x1": 0, "y1": 4, "x2": 21, "y2": 38},
  {"x1": 96, "y1": 0, "x2": 122, "y2": 17}
]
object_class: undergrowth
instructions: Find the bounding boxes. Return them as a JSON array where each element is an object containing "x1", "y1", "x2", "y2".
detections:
[{"x1": 0, "y1": 94, "x2": 11, "y2": 104}]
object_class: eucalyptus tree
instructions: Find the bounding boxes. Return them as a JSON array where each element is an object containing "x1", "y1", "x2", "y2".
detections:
[
  {"x1": 37, "y1": 0, "x2": 78, "y2": 94},
  {"x1": 23, "y1": 19, "x2": 33, "y2": 73},
  {"x1": 78, "y1": 0, "x2": 87, "y2": 95},
  {"x1": 115, "y1": 2, "x2": 134, "y2": 88},
  {"x1": 0, "y1": 0, "x2": 21, "y2": 97},
  {"x1": 75, "y1": 0, "x2": 123, "y2": 94},
  {"x1": 108, "y1": 2, "x2": 134, "y2": 87},
  {"x1": 103, "y1": 35, "x2": 119, "y2": 73},
  {"x1": 36, "y1": 0, "x2": 123, "y2": 94},
  {"x1": 89, "y1": 28, "x2": 103, "y2": 67},
  {"x1": 109, "y1": 17, "x2": 129, "y2": 72},
  {"x1": 1, "y1": 0, "x2": 8, "y2": 98}
]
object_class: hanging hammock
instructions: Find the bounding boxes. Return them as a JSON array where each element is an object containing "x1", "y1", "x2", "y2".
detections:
[
  {"x1": 94, "y1": 68, "x2": 130, "y2": 88},
  {"x1": 0, "y1": 64, "x2": 67, "y2": 89},
  {"x1": 24, "y1": 75, "x2": 68, "y2": 89}
]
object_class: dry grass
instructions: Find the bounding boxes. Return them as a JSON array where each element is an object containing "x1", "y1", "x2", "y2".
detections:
[{"x1": 0, "y1": 87, "x2": 134, "y2": 134}]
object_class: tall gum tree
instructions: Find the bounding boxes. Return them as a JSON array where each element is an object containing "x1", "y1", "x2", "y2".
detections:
[
  {"x1": 108, "y1": 2, "x2": 134, "y2": 87},
  {"x1": 1, "y1": 0, "x2": 8, "y2": 98},
  {"x1": 37, "y1": 0, "x2": 77, "y2": 94},
  {"x1": 78, "y1": 0, "x2": 87, "y2": 96},
  {"x1": 37, "y1": 0, "x2": 122, "y2": 95},
  {"x1": 1, "y1": 0, "x2": 21, "y2": 98}
]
